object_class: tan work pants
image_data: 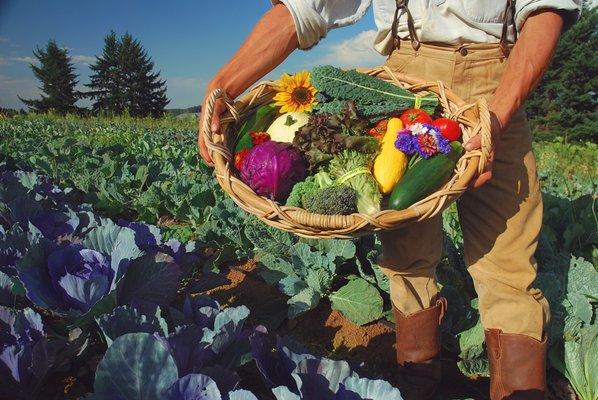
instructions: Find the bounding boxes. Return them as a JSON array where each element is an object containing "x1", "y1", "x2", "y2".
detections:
[{"x1": 378, "y1": 41, "x2": 550, "y2": 341}]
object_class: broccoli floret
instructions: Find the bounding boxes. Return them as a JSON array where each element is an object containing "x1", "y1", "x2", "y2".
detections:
[
  {"x1": 285, "y1": 176, "x2": 318, "y2": 207},
  {"x1": 302, "y1": 185, "x2": 358, "y2": 215}
]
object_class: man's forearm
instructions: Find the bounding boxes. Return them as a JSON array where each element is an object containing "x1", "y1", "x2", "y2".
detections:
[
  {"x1": 209, "y1": 4, "x2": 299, "y2": 98},
  {"x1": 490, "y1": 10, "x2": 564, "y2": 129}
]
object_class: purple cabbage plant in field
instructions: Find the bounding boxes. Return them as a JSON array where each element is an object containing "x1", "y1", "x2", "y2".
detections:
[
  {"x1": 30, "y1": 210, "x2": 78, "y2": 241},
  {"x1": 16, "y1": 223, "x2": 181, "y2": 319},
  {"x1": 91, "y1": 332, "x2": 258, "y2": 400},
  {"x1": 117, "y1": 219, "x2": 201, "y2": 271},
  {"x1": 0, "y1": 306, "x2": 88, "y2": 399},
  {"x1": 91, "y1": 296, "x2": 260, "y2": 399},
  {"x1": 250, "y1": 329, "x2": 404, "y2": 400},
  {"x1": 46, "y1": 243, "x2": 114, "y2": 313}
]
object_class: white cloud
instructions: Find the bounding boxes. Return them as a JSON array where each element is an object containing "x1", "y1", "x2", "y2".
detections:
[
  {"x1": 71, "y1": 54, "x2": 95, "y2": 65},
  {"x1": 7, "y1": 56, "x2": 39, "y2": 65},
  {"x1": 166, "y1": 76, "x2": 205, "y2": 108},
  {"x1": 0, "y1": 74, "x2": 39, "y2": 109},
  {"x1": 0, "y1": 37, "x2": 8, "y2": 43},
  {"x1": 0, "y1": 54, "x2": 94, "y2": 66},
  {"x1": 316, "y1": 30, "x2": 385, "y2": 68}
]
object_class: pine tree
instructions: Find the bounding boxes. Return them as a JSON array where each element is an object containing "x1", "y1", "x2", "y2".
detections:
[
  {"x1": 526, "y1": 6, "x2": 598, "y2": 142},
  {"x1": 87, "y1": 32, "x2": 123, "y2": 114},
  {"x1": 19, "y1": 40, "x2": 81, "y2": 114},
  {"x1": 87, "y1": 32, "x2": 169, "y2": 117}
]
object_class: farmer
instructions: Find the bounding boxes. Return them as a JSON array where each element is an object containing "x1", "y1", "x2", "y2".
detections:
[{"x1": 199, "y1": 1, "x2": 581, "y2": 398}]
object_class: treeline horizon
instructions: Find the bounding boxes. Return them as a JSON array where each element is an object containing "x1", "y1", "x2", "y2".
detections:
[
  {"x1": 17, "y1": 31, "x2": 183, "y2": 118},
  {"x1": 5, "y1": 7, "x2": 597, "y2": 142}
]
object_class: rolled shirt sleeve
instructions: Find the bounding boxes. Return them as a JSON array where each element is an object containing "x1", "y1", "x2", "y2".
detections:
[
  {"x1": 514, "y1": 0, "x2": 582, "y2": 32},
  {"x1": 271, "y1": 0, "x2": 372, "y2": 49}
]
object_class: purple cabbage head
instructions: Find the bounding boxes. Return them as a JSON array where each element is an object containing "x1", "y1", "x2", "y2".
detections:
[
  {"x1": 30, "y1": 211, "x2": 78, "y2": 240},
  {"x1": 240, "y1": 141, "x2": 307, "y2": 202},
  {"x1": 117, "y1": 219, "x2": 161, "y2": 251},
  {"x1": 47, "y1": 243, "x2": 114, "y2": 313}
]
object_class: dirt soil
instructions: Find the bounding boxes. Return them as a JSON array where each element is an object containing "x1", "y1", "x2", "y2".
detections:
[{"x1": 199, "y1": 260, "x2": 577, "y2": 400}]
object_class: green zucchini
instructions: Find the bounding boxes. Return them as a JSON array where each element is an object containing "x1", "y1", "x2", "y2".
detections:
[
  {"x1": 389, "y1": 142, "x2": 463, "y2": 210},
  {"x1": 234, "y1": 104, "x2": 278, "y2": 152}
]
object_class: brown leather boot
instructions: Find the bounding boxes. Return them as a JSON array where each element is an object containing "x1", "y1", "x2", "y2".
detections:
[
  {"x1": 485, "y1": 329, "x2": 547, "y2": 400},
  {"x1": 393, "y1": 297, "x2": 447, "y2": 400}
]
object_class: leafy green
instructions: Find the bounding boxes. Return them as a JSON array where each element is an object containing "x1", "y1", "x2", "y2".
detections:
[
  {"x1": 292, "y1": 102, "x2": 378, "y2": 169},
  {"x1": 550, "y1": 325, "x2": 598, "y2": 400},
  {"x1": 311, "y1": 65, "x2": 438, "y2": 118},
  {"x1": 285, "y1": 176, "x2": 318, "y2": 208},
  {"x1": 324, "y1": 150, "x2": 381, "y2": 214},
  {"x1": 330, "y1": 277, "x2": 383, "y2": 325},
  {"x1": 456, "y1": 300, "x2": 489, "y2": 378},
  {"x1": 93, "y1": 333, "x2": 179, "y2": 399}
]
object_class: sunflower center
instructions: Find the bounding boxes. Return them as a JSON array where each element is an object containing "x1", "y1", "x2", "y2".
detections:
[{"x1": 291, "y1": 87, "x2": 312, "y2": 105}]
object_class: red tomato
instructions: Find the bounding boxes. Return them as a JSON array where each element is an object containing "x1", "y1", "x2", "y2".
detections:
[
  {"x1": 399, "y1": 108, "x2": 432, "y2": 128},
  {"x1": 368, "y1": 119, "x2": 388, "y2": 140},
  {"x1": 432, "y1": 118, "x2": 461, "y2": 141}
]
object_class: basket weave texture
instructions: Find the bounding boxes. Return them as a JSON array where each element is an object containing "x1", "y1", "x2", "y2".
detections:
[{"x1": 200, "y1": 66, "x2": 492, "y2": 239}]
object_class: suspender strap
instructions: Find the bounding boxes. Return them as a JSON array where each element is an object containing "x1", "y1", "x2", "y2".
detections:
[
  {"x1": 499, "y1": 0, "x2": 517, "y2": 57},
  {"x1": 392, "y1": 0, "x2": 420, "y2": 50},
  {"x1": 393, "y1": 1, "x2": 518, "y2": 56}
]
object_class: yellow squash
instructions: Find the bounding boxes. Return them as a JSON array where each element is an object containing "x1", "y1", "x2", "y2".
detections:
[{"x1": 372, "y1": 117, "x2": 408, "y2": 194}]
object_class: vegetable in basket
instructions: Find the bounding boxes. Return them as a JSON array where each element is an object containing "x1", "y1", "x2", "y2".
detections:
[
  {"x1": 302, "y1": 185, "x2": 358, "y2": 215},
  {"x1": 368, "y1": 118, "x2": 388, "y2": 140},
  {"x1": 320, "y1": 150, "x2": 381, "y2": 215},
  {"x1": 266, "y1": 112, "x2": 309, "y2": 143},
  {"x1": 399, "y1": 108, "x2": 432, "y2": 128},
  {"x1": 235, "y1": 104, "x2": 277, "y2": 152},
  {"x1": 240, "y1": 141, "x2": 307, "y2": 202},
  {"x1": 389, "y1": 141, "x2": 463, "y2": 210},
  {"x1": 311, "y1": 65, "x2": 438, "y2": 119},
  {"x1": 234, "y1": 131, "x2": 270, "y2": 171},
  {"x1": 372, "y1": 117, "x2": 408, "y2": 194},
  {"x1": 293, "y1": 102, "x2": 378, "y2": 169},
  {"x1": 432, "y1": 117, "x2": 462, "y2": 141}
]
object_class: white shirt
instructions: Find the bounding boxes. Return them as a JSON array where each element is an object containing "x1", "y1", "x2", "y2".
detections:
[{"x1": 272, "y1": 0, "x2": 582, "y2": 55}]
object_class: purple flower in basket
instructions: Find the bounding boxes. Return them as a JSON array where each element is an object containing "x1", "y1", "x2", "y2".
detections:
[
  {"x1": 394, "y1": 132, "x2": 415, "y2": 154},
  {"x1": 394, "y1": 123, "x2": 451, "y2": 159}
]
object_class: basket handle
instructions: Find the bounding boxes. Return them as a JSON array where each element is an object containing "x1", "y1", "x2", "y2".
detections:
[
  {"x1": 200, "y1": 88, "x2": 226, "y2": 156},
  {"x1": 475, "y1": 97, "x2": 493, "y2": 174}
]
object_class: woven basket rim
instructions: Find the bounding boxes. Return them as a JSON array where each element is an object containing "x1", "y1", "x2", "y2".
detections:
[{"x1": 200, "y1": 66, "x2": 491, "y2": 239}]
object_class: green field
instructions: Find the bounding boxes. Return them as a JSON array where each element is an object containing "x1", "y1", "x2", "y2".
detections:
[{"x1": 0, "y1": 113, "x2": 596, "y2": 399}]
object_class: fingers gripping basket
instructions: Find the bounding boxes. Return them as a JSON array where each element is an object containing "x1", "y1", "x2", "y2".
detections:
[{"x1": 200, "y1": 66, "x2": 492, "y2": 239}]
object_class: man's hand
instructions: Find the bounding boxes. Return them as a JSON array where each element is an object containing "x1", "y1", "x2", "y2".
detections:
[
  {"x1": 465, "y1": 9, "x2": 565, "y2": 188},
  {"x1": 464, "y1": 112, "x2": 503, "y2": 188},
  {"x1": 198, "y1": 83, "x2": 227, "y2": 166}
]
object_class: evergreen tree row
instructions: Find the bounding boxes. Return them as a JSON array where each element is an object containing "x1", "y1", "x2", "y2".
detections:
[{"x1": 20, "y1": 31, "x2": 169, "y2": 117}]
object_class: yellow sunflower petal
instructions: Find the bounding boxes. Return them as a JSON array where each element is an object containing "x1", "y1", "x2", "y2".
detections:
[
  {"x1": 296, "y1": 70, "x2": 310, "y2": 86},
  {"x1": 279, "y1": 104, "x2": 293, "y2": 113},
  {"x1": 277, "y1": 73, "x2": 296, "y2": 91},
  {"x1": 273, "y1": 92, "x2": 292, "y2": 102}
]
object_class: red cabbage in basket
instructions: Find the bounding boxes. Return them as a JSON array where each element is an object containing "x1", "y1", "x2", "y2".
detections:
[{"x1": 240, "y1": 141, "x2": 307, "y2": 202}]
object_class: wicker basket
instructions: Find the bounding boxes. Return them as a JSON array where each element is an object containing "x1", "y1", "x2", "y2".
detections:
[{"x1": 200, "y1": 66, "x2": 491, "y2": 239}]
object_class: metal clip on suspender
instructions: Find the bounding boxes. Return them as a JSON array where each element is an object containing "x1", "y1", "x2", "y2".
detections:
[
  {"x1": 499, "y1": 0, "x2": 518, "y2": 57},
  {"x1": 392, "y1": 0, "x2": 420, "y2": 50}
]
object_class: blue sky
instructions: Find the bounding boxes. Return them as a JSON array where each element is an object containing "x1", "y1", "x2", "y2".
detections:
[{"x1": 0, "y1": 0, "x2": 385, "y2": 109}]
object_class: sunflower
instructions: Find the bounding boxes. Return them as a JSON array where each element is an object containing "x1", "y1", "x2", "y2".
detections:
[{"x1": 273, "y1": 71, "x2": 318, "y2": 113}]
